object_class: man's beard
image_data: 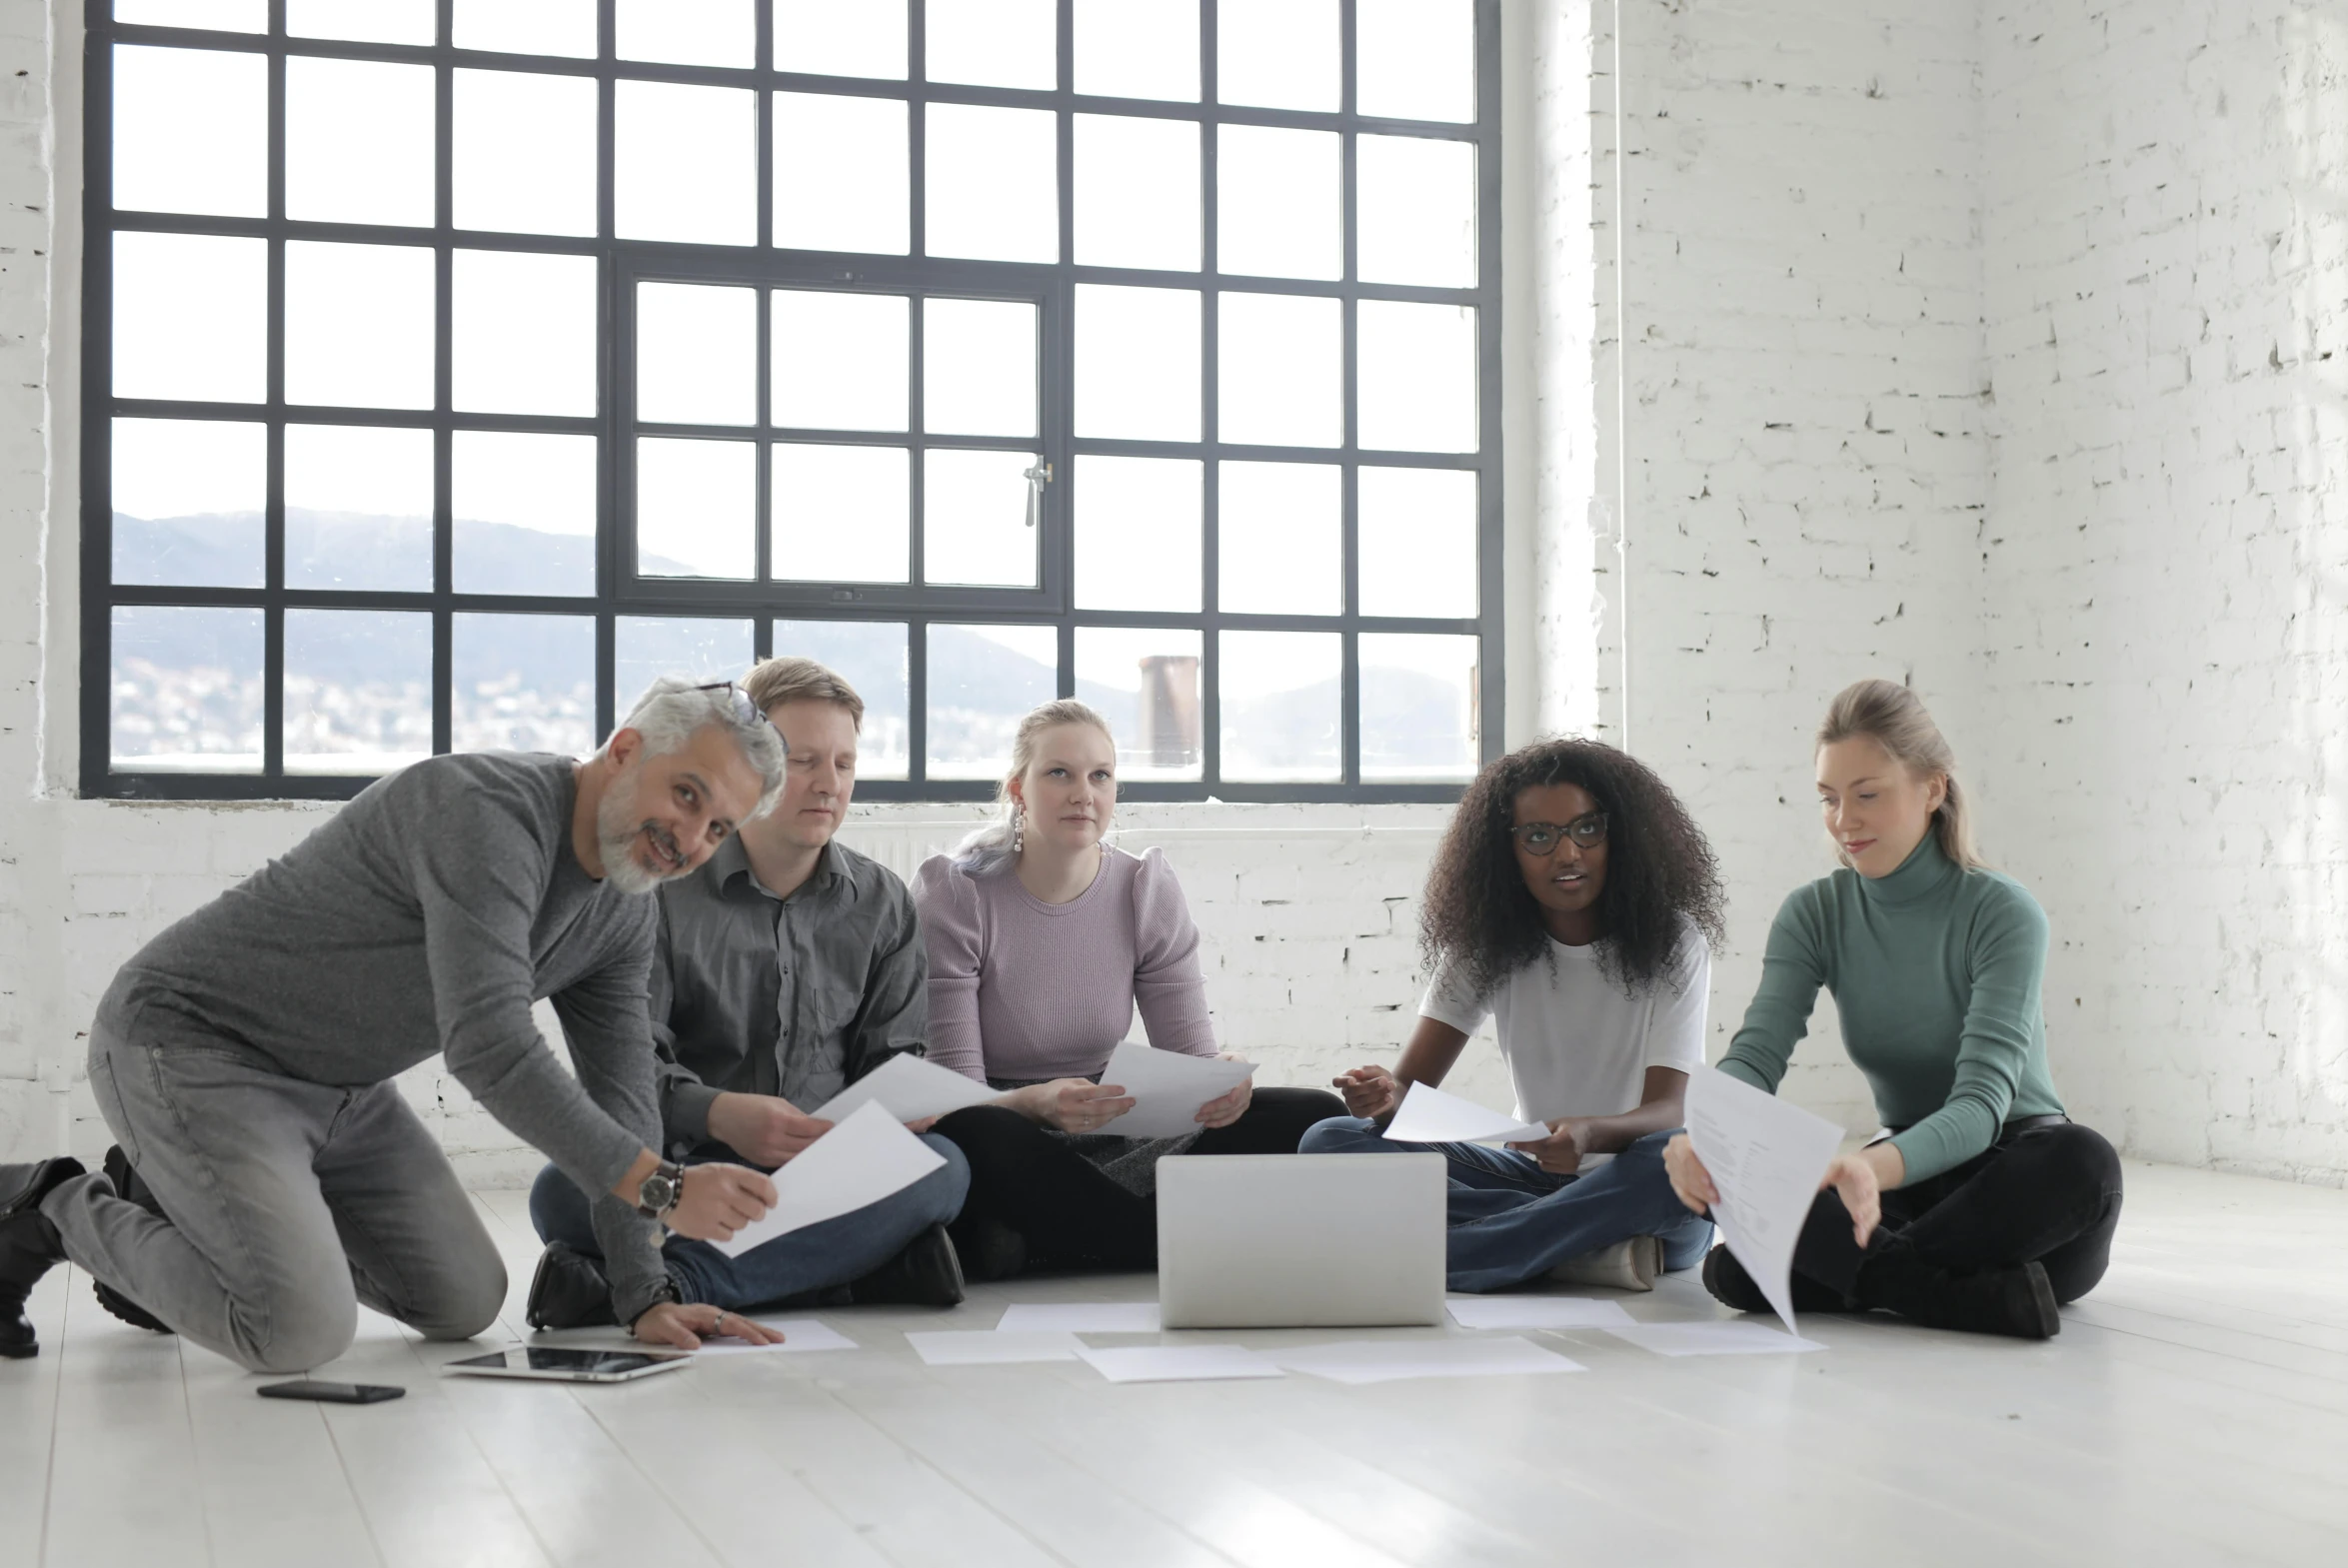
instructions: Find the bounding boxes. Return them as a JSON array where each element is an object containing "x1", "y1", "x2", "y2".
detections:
[{"x1": 596, "y1": 772, "x2": 687, "y2": 895}]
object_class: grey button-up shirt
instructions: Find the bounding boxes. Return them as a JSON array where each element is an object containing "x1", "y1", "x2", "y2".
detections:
[{"x1": 649, "y1": 834, "x2": 929, "y2": 1157}]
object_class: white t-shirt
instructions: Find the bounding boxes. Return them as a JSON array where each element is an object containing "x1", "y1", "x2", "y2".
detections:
[{"x1": 1418, "y1": 924, "x2": 1709, "y2": 1171}]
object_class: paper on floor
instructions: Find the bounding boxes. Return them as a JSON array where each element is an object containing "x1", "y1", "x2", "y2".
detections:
[
  {"x1": 994, "y1": 1302, "x2": 1163, "y2": 1334},
  {"x1": 1270, "y1": 1335, "x2": 1586, "y2": 1384},
  {"x1": 1382, "y1": 1081, "x2": 1551, "y2": 1146},
  {"x1": 908, "y1": 1330, "x2": 1087, "y2": 1366},
  {"x1": 1089, "y1": 1041, "x2": 1256, "y2": 1138},
  {"x1": 1602, "y1": 1321, "x2": 1827, "y2": 1357},
  {"x1": 713, "y1": 1100, "x2": 948, "y2": 1258},
  {"x1": 1076, "y1": 1344, "x2": 1284, "y2": 1383},
  {"x1": 1683, "y1": 1066, "x2": 1845, "y2": 1335},
  {"x1": 1444, "y1": 1296, "x2": 1636, "y2": 1330},
  {"x1": 693, "y1": 1318, "x2": 859, "y2": 1356},
  {"x1": 811, "y1": 1052, "x2": 1002, "y2": 1124}
]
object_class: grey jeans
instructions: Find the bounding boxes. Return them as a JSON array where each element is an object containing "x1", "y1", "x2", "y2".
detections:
[{"x1": 44, "y1": 1004, "x2": 507, "y2": 1374}]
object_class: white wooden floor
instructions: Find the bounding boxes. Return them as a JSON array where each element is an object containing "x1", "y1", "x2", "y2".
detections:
[{"x1": 4, "y1": 1159, "x2": 2344, "y2": 1568}]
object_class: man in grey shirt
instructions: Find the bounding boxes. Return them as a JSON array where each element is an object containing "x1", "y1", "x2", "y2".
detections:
[
  {"x1": 524, "y1": 658, "x2": 973, "y2": 1324},
  {"x1": 0, "y1": 682, "x2": 791, "y2": 1368}
]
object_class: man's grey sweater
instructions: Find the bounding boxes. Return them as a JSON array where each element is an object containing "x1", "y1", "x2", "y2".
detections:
[{"x1": 98, "y1": 751, "x2": 671, "y2": 1320}]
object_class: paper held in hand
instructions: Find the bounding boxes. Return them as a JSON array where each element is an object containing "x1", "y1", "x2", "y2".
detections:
[
  {"x1": 810, "y1": 1051, "x2": 1001, "y2": 1124},
  {"x1": 711, "y1": 1100, "x2": 946, "y2": 1258},
  {"x1": 1382, "y1": 1080, "x2": 1550, "y2": 1146},
  {"x1": 1683, "y1": 1066, "x2": 1845, "y2": 1335},
  {"x1": 1088, "y1": 1040, "x2": 1255, "y2": 1138}
]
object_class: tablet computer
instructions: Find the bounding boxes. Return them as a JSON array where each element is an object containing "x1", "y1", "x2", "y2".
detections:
[{"x1": 443, "y1": 1347, "x2": 693, "y2": 1383}]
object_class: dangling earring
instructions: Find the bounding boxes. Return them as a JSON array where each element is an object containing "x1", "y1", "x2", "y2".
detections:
[{"x1": 1012, "y1": 803, "x2": 1025, "y2": 855}]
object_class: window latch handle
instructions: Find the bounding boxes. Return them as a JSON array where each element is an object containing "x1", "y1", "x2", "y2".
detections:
[{"x1": 1023, "y1": 461, "x2": 1053, "y2": 529}]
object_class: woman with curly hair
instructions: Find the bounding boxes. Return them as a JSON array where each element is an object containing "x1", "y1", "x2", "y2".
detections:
[{"x1": 1300, "y1": 737, "x2": 1724, "y2": 1293}]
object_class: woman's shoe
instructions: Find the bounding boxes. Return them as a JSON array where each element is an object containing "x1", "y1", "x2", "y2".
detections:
[
  {"x1": 1699, "y1": 1243, "x2": 1854, "y2": 1315},
  {"x1": 0, "y1": 1158, "x2": 88, "y2": 1360},
  {"x1": 1857, "y1": 1254, "x2": 2060, "y2": 1339}
]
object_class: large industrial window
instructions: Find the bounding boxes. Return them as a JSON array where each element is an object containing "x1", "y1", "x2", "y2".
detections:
[{"x1": 83, "y1": 0, "x2": 1501, "y2": 801}]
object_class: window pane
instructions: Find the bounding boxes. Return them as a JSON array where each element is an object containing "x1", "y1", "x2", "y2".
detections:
[
  {"x1": 772, "y1": 290, "x2": 908, "y2": 431},
  {"x1": 454, "y1": 431, "x2": 599, "y2": 597},
  {"x1": 928, "y1": 624, "x2": 1056, "y2": 780},
  {"x1": 1358, "y1": 301, "x2": 1477, "y2": 452},
  {"x1": 638, "y1": 282, "x2": 757, "y2": 426},
  {"x1": 774, "y1": 93, "x2": 911, "y2": 255},
  {"x1": 1218, "y1": 460, "x2": 1338, "y2": 614},
  {"x1": 772, "y1": 619, "x2": 911, "y2": 779},
  {"x1": 284, "y1": 424, "x2": 434, "y2": 592},
  {"x1": 616, "y1": 617, "x2": 755, "y2": 709},
  {"x1": 924, "y1": 449, "x2": 1038, "y2": 588},
  {"x1": 1075, "y1": 284, "x2": 1197, "y2": 441},
  {"x1": 455, "y1": 69, "x2": 598, "y2": 237},
  {"x1": 1217, "y1": 0, "x2": 1337, "y2": 112},
  {"x1": 1077, "y1": 627, "x2": 1201, "y2": 781},
  {"x1": 775, "y1": 0, "x2": 907, "y2": 78},
  {"x1": 1215, "y1": 126, "x2": 1339, "y2": 280},
  {"x1": 1074, "y1": 115, "x2": 1198, "y2": 271},
  {"x1": 1357, "y1": 0, "x2": 1475, "y2": 123},
  {"x1": 113, "y1": 45, "x2": 266, "y2": 218},
  {"x1": 456, "y1": 0, "x2": 597, "y2": 57},
  {"x1": 1360, "y1": 633, "x2": 1477, "y2": 781},
  {"x1": 927, "y1": 0, "x2": 1056, "y2": 90},
  {"x1": 637, "y1": 438, "x2": 756, "y2": 579},
  {"x1": 1074, "y1": 455, "x2": 1199, "y2": 613},
  {"x1": 454, "y1": 249, "x2": 598, "y2": 417},
  {"x1": 117, "y1": 0, "x2": 264, "y2": 29},
  {"x1": 454, "y1": 613, "x2": 597, "y2": 758},
  {"x1": 110, "y1": 606, "x2": 264, "y2": 774},
  {"x1": 618, "y1": 0, "x2": 754, "y2": 68},
  {"x1": 285, "y1": 58, "x2": 436, "y2": 228},
  {"x1": 772, "y1": 445, "x2": 909, "y2": 583},
  {"x1": 113, "y1": 233, "x2": 265, "y2": 404},
  {"x1": 111, "y1": 418, "x2": 265, "y2": 590},
  {"x1": 284, "y1": 610, "x2": 434, "y2": 776},
  {"x1": 288, "y1": 0, "x2": 433, "y2": 43},
  {"x1": 1358, "y1": 136, "x2": 1475, "y2": 288},
  {"x1": 1219, "y1": 631, "x2": 1339, "y2": 783},
  {"x1": 1074, "y1": 0, "x2": 1197, "y2": 101},
  {"x1": 1217, "y1": 293, "x2": 1339, "y2": 448},
  {"x1": 924, "y1": 298, "x2": 1036, "y2": 439},
  {"x1": 1360, "y1": 467, "x2": 1475, "y2": 618},
  {"x1": 285, "y1": 242, "x2": 436, "y2": 411},
  {"x1": 617, "y1": 82, "x2": 757, "y2": 246},
  {"x1": 926, "y1": 104, "x2": 1058, "y2": 264}
]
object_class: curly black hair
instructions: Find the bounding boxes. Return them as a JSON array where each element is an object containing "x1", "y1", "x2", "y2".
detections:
[{"x1": 1420, "y1": 737, "x2": 1726, "y2": 999}]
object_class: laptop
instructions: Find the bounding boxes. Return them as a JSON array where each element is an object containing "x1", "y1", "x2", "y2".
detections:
[{"x1": 1157, "y1": 1153, "x2": 1447, "y2": 1329}]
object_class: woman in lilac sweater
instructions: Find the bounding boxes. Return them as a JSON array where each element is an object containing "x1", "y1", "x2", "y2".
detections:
[{"x1": 916, "y1": 701, "x2": 1345, "y2": 1279}]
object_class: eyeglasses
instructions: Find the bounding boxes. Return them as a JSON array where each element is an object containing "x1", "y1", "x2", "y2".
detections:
[
  {"x1": 693, "y1": 682, "x2": 772, "y2": 730},
  {"x1": 1510, "y1": 813, "x2": 1607, "y2": 855}
]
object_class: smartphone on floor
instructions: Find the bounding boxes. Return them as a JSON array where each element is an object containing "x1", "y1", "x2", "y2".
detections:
[{"x1": 257, "y1": 1379, "x2": 405, "y2": 1404}]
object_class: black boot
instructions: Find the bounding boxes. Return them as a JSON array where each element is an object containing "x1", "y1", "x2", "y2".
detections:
[
  {"x1": 848, "y1": 1224, "x2": 967, "y2": 1307},
  {"x1": 525, "y1": 1242, "x2": 619, "y2": 1329},
  {"x1": 93, "y1": 1146, "x2": 172, "y2": 1333},
  {"x1": 951, "y1": 1213, "x2": 1028, "y2": 1284},
  {"x1": 1, "y1": 1158, "x2": 87, "y2": 1360},
  {"x1": 1856, "y1": 1253, "x2": 2060, "y2": 1340},
  {"x1": 1700, "y1": 1244, "x2": 1854, "y2": 1315}
]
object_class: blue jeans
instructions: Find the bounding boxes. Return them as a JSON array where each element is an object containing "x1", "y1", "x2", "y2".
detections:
[
  {"x1": 527, "y1": 1135, "x2": 971, "y2": 1312},
  {"x1": 1297, "y1": 1117, "x2": 1713, "y2": 1293}
]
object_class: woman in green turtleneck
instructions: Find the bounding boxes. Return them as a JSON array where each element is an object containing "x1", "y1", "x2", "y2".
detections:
[{"x1": 1664, "y1": 679, "x2": 2123, "y2": 1339}]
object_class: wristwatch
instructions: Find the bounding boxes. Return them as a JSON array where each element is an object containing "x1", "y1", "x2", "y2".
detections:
[{"x1": 635, "y1": 1159, "x2": 686, "y2": 1222}]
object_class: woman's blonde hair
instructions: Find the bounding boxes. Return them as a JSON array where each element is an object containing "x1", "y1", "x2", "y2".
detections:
[
  {"x1": 952, "y1": 699, "x2": 1117, "y2": 874},
  {"x1": 1816, "y1": 679, "x2": 1983, "y2": 871}
]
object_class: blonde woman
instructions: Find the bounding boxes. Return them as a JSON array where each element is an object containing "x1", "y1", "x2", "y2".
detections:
[
  {"x1": 1664, "y1": 679, "x2": 2122, "y2": 1338},
  {"x1": 914, "y1": 701, "x2": 1344, "y2": 1278}
]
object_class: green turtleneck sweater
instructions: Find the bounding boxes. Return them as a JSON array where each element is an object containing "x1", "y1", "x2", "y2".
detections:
[{"x1": 1717, "y1": 833, "x2": 2065, "y2": 1184}]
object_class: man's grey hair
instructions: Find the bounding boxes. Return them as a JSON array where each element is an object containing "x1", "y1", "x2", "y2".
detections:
[{"x1": 608, "y1": 677, "x2": 789, "y2": 820}]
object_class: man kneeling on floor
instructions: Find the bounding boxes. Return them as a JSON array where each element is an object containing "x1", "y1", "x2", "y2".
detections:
[
  {"x1": 0, "y1": 679, "x2": 796, "y2": 1368},
  {"x1": 524, "y1": 657, "x2": 972, "y2": 1329}
]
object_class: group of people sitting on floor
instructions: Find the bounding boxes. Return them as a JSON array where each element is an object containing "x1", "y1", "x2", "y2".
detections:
[{"x1": 0, "y1": 658, "x2": 2125, "y2": 1372}]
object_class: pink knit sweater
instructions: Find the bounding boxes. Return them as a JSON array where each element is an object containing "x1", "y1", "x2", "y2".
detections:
[{"x1": 913, "y1": 846, "x2": 1218, "y2": 1083}]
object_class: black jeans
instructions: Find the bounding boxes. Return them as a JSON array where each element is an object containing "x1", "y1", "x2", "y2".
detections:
[
  {"x1": 1788, "y1": 1118, "x2": 2124, "y2": 1308},
  {"x1": 937, "y1": 1087, "x2": 1347, "y2": 1273}
]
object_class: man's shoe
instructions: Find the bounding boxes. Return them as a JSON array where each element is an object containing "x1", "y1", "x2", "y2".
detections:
[
  {"x1": 1857, "y1": 1254, "x2": 2061, "y2": 1340},
  {"x1": 525, "y1": 1243, "x2": 618, "y2": 1330},
  {"x1": 0, "y1": 1158, "x2": 87, "y2": 1360},
  {"x1": 848, "y1": 1224, "x2": 967, "y2": 1307},
  {"x1": 1548, "y1": 1235, "x2": 1662, "y2": 1291},
  {"x1": 92, "y1": 1147, "x2": 172, "y2": 1333}
]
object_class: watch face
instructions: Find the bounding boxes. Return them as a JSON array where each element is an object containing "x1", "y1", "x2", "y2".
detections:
[{"x1": 641, "y1": 1172, "x2": 678, "y2": 1209}]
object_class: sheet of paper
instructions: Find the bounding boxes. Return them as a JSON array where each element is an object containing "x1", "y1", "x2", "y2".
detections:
[
  {"x1": 907, "y1": 1330, "x2": 1086, "y2": 1366},
  {"x1": 713, "y1": 1100, "x2": 947, "y2": 1258},
  {"x1": 1089, "y1": 1041, "x2": 1256, "y2": 1138},
  {"x1": 1076, "y1": 1344, "x2": 1285, "y2": 1384},
  {"x1": 693, "y1": 1318, "x2": 859, "y2": 1356},
  {"x1": 1271, "y1": 1335, "x2": 1586, "y2": 1384},
  {"x1": 1444, "y1": 1296, "x2": 1636, "y2": 1331},
  {"x1": 1683, "y1": 1066, "x2": 1846, "y2": 1335},
  {"x1": 1382, "y1": 1080, "x2": 1551, "y2": 1146},
  {"x1": 810, "y1": 1052, "x2": 1001, "y2": 1124},
  {"x1": 1602, "y1": 1321, "x2": 1827, "y2": 1357},
  {"x1": 994, "y1": 1302, "x2": 1163, "y2": 1334}
]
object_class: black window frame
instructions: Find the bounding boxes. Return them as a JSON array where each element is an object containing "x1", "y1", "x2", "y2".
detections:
[{"x1": 81, "y1": 0, "x2": 1504, "y2": 803}]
